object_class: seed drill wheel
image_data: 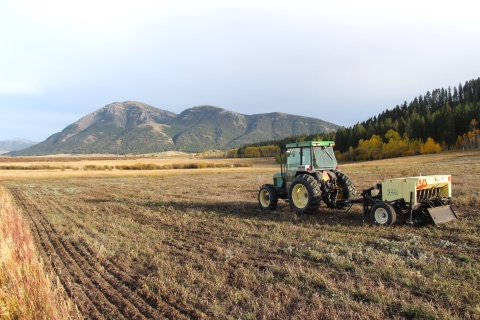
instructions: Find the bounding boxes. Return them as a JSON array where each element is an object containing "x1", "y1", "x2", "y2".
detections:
[
  {"x1": 371, "y1": 202, "x2": 397, "y2": 226},
  {"x1": 258, "y1": 184, "x2": 278, "y2": 210},
  {"x1": 288, "y1": 174, "x2": 321, "y2": 214}
]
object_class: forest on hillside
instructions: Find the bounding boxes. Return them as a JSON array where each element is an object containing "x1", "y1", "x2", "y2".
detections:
[{"x1": 232, "y1": 77, "x2": 480, "y2": 160}]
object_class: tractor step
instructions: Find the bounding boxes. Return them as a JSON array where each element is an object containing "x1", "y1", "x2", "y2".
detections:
[{"x1": 427, "y1": 205, "x2": 457, "y2": 224}]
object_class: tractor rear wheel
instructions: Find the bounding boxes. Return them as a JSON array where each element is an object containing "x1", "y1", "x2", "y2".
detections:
[
  {"x1": 258, "y1": 184, "x2": 278, "y2": 210},
  {"x1": 336, "y1": 172, "x2": 356, "y2": 200},
  {"x1": 371, "y1": 202, "x2": 397, "y2": 226},
  {"x1": 288, "y1": 174, "x2": 321, "y2": 214},
  {"x1": 323, "y1": 172, "x2": 356, "y2": 208}
]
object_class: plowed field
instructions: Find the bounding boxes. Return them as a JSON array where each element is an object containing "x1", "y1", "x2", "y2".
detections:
[{"x1": 3, "y1": 151, "x2": 480, "y2": 319}]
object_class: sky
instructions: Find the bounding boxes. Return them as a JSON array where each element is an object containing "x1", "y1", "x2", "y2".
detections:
[{"x1": 1, "y1": 0, "x2": 479, "y2": 142}]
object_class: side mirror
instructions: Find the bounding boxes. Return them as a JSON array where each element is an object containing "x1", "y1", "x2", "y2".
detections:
[{"x1": 285, "y1": 150, "x2": 291, "y2": 157}]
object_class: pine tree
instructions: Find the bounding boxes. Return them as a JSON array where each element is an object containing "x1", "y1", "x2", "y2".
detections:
[
  {"x1": 409, "y1": 110, "x2": 426, "y2": 140},
  {"x1": 459, "y1": 83, "x2": 464, "y2": 103}
]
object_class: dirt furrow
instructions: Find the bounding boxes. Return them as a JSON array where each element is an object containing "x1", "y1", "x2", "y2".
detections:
[
  {"x1": 75, "y1": 242, "x2": 186, "y2": 320},
  {"x1": 35, "y1": 194, "x2": 149, "y2": 319},
  {"x1": 52, "y1": 200, "x2": 197, "y2": 319},
  {"x1": 44, "y1": 221, "x2": 147, "y2": 320},
  {"x1": 82, "y1": 243, "x2": 199, "y2": 320},
  {"x1": 9, "y1": 188, "x2": 129, "y2": 320},
  {"x1": 9, "y1": 188, "x2": 104, "y2": 319},
  {"x1": 45, "y1": 199, "x2": 180, "y2": 320}
]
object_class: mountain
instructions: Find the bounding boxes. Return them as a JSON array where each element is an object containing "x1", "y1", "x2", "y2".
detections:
[
  {"x1": 164, "y1": 106, "x2": 337, "y2": 151},
  {"x1": 0, "y1": 138, "x2": 38, "y2": 154},
  {"x1": 8, "y1": 101, "x2": 339, "y2": 155}
]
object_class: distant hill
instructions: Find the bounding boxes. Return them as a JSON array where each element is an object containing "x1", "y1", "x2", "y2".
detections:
[
  {"x1": 8, "y1": 101, "x2": 339, "y2": 155},
  {"x1": 0, "y1": 138, "x2": 37, "y2": 154}
]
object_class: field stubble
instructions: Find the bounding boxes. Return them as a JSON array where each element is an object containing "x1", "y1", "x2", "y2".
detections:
[{"x1": 2, "y1": 151, "x2": 480, "y2": 319}]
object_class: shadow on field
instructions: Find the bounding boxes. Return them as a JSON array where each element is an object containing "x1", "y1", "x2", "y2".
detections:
[
  {"x1": 85, "y1": 199, "x2": 111, "y2": 203},
  {"x1": 147, "y1": 199, "x2": 371, "y2": 227}
]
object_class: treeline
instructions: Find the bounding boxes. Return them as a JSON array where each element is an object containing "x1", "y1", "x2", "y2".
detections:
[
  {"x1": 227, "y1": 145, "x2": 280, "y2": 158},
  {"x1": 337, "y1": 130, "x2": 443, "y2": 161},
  {"x1": 335, "y1": 78, "x2": 480, "y2": 152},
  {"x1": 228, "y1": 132, "x2": 335, "y2": 158},
  {"x1": 231, "y1": 77, "x2": 480, "y2": 160}
]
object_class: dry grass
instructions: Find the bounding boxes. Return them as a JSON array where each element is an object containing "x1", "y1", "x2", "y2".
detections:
[
  {"x1": 0, "y1": 155, "x2": 260, "y2": 167},
  {"x1": 0, "y1": 162, "x2": 253, "y2": 171},
  {"x1": 0, "y1": 157, "x2": 268, "y2": 182},
  {"x1": 1, "y1": 150, "x2": 479, "y2": 318},
  {"x1": 0, "y1": 186, "x2": 80, "y2": 319}
]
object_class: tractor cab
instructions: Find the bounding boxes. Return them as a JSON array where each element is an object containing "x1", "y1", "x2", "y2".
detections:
[
  {"x1": 285, "y1": 140, "x2": 337, "y2": 172},
  {"x1": 273, "y1": 141, "x2": 338, "y2": 190}
]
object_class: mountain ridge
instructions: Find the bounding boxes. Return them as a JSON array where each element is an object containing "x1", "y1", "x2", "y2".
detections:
[
  {"x1": 8, "y1": 101, "x2": 339, "y2": 155},
  {"x1": 0, "y1": 138, "x2": 38, "y2": 154}
]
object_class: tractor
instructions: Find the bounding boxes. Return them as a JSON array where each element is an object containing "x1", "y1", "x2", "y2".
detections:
[
  {"x1": 258, "y1": 140, "x2": 457, "y2": 226},
  {"x1": 258, "y1": 141, "x2": 355, "y2": 214}
]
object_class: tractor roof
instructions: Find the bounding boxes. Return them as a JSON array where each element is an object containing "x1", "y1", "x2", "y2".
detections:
[{"x1": 285, "y1": 141, "x2": 335, "y2": 148}]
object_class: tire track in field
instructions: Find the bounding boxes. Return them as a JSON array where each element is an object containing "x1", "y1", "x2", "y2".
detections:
[
  {"x1": 88, "y1": 186, "x2": 290, "y2": 268},
  {"x1": 9, "y1": 188, "x2": 145, "y2": 320},
  {"x1": 74, "y1": 242, "x2": 189, "y2": 320},
  {"x1": 95, "y1": 186, "x2": 296, "y2": 273},
  {"x1": 56, "y1": 196, "x2": 281, "y2": 318},
  {"x1": 11, "y1": 182, "x2": 285, "y2": 319},
  {"x1": 47, "y1": 199, "x2": 199, "y2": 319}
]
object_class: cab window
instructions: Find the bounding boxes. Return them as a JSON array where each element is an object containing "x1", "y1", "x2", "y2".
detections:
[
  {"x1": 302, "y1": 147, "x2": 311, "y2": 166},
  {"x1": 287, "y1": 148, "x2": 300, "y2": 171}
]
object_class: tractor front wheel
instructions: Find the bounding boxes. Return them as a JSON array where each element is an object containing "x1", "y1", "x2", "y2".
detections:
[
  {"x1": 288, "y1": 174, "x2": 321, "y2": 214},
  {"x1": 371, "y1": 202, "x2": 397, "y2": 226},
  {"x1": 258, "y1": 184, "x2": 278, "y2": 210}
]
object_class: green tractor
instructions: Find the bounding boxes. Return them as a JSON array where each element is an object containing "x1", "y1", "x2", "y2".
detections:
[{"x1": 258, "y1": 141, "x2": 356, "y2": 213}]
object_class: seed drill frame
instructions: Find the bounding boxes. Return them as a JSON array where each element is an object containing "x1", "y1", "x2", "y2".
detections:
[{"x1": 344, "y1": 174, "x2": 457, "y2": 226}]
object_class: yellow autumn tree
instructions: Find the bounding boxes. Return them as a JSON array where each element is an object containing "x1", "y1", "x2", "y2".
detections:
[
  {"x1": 243, "y1": 147, "x2": 261, "y2": 157},
  {"x1": 454, "y1": 129, "x2": 480, "y2": 149},
  {"x1": 356, "y1": 134, "x2": 383, "y2": 160},
  {"x1": 226, "y1": 148, "x2": 239, "y2": 158},
  {"x1": 421, "y1": 137, "x2": 442, "y2": 154},
  {"x1": 382, "y1": 130, "x2": 402, "y2": 158}
]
